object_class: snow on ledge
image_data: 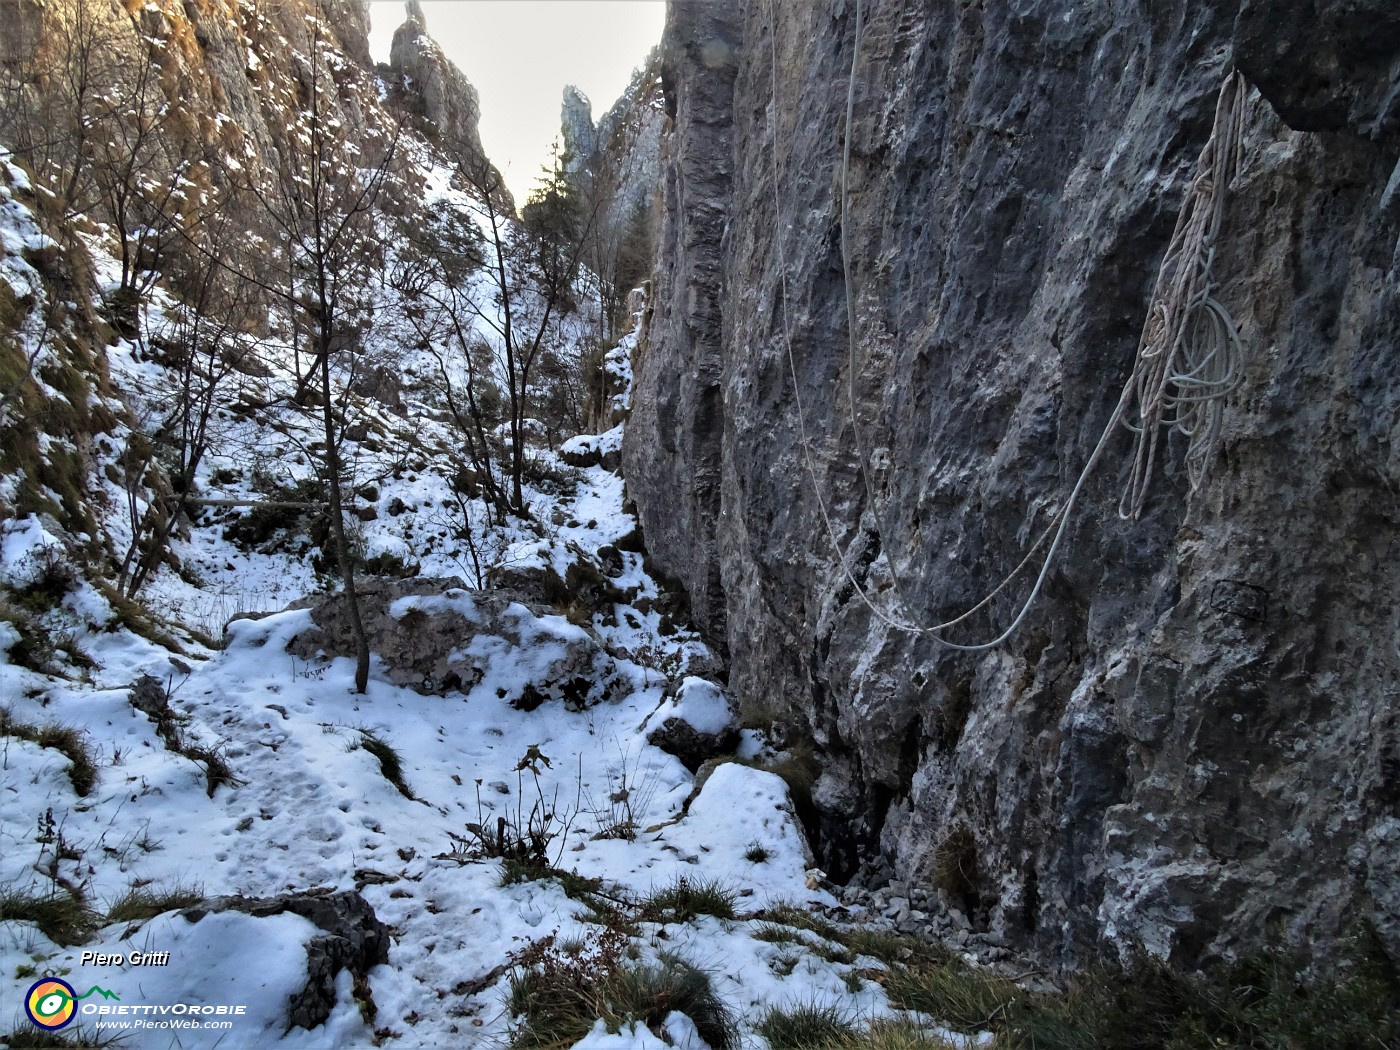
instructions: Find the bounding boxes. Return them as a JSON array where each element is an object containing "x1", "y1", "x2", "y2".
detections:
[
  {"x1": 388, "y1": 588, "x2": 480, "y2": 621},
  {"x1": 647, "y1": 676, "x2": 734, "y2": 736},
  {"x1": 560, "y1": 423, "x2": 624, "y2": 459}
]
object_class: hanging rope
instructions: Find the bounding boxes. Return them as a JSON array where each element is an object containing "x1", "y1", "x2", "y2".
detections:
[
  {"x1": 1118, "y1": 72, "x2": 1249, "y2": 519},
  {"x1": 767, "y1": 0, "x2": 1248, "y2": 647}
]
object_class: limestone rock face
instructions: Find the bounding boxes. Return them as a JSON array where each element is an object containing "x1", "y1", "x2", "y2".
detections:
[
  {"x1": 387, "y1": 0, "x2": 492, "y2": 183},
  {"x1": 560, "y1": 51, "x2": 666, "y2": 349},
  {"x1": 590, "y1": 53, "x2": 666, "y2": 227},
  {"x1": 623, "y1": 2, "x2": 738, "y2": 646},
  {"x1": 625, "y1": 0, "x2": 1400, "y2": 968},
  {"x1": 1234, "y1": 0, "x2": 1400, "y2": 137},
  {"x1": 561, "y1": 86, "x2": 598, "y2": 169}
]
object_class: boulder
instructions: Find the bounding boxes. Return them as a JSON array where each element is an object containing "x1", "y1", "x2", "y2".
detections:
[
  {"x1": 559, "y1": 425, "x2": 624, "y2": 472},
  {"x1": 129, "y1": 674, "x2": 181, "y2": 750},
  {"x1": 644, "y1": 676, "x2": 739, "y2": 771},
  {"x1": 182, "y1": 890, "x2": 388, "y2": 1032},
  {"x1": 287, "y1": 577, "x2": 625, "y2": 708}
]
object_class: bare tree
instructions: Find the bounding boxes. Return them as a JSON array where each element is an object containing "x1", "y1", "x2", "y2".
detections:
[
  {"x1": 2, "y1": 0, "x2": 201, "y2": 338},
  {"x1": 233, "y1": 33, "x2": 403, "y2": 693},
  {"x1": 0, "y1": 1, "x2": 109, "y2": 421},
  {"x1": 0, "y1": 0, "x2": 125, "y2": 217},
  {"x1": 85, "y1": 34, "x2": 193, "y2": 334},
  {"x1": 458, "y1": 147, "x2": 596, "y2": 514},
  {"x1": 388, "y1": 204, "x2": 509, "y2": 520},
  {"x1": 0, "y1": 3, "x2": 51, "y2": 157},
  {"x1": 118, "y1": 204, "x2": 269, "y2": 597}
]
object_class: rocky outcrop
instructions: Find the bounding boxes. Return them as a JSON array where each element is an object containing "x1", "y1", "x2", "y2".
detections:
[
  {"x1": 626, "y1": 0, "x2": 1400, "y2": 969},
  {"x1": 287, "y1": 577, "x2": 626, "y2": 709},
  {"x1": 184, "y1": 890, "x2": 389, "y2": 1031},
  {"x1": 563, "y1": 55, "x2": 665, "y2": 222},
  {"x1": 643, "y1": 675, "x2": 740, "y2": 771},
  {"x1": 591, "y1": 52, "x2": 666, "y2": 225},
  {"x1": 558, "y1": 52, "x2": 665, "y2": 343},
  {"x1": 386, "y1": 0, "x2": 497, "y2": 194},
  {"x1": 561, "y1": 86, "x2": 598, "y2": 169}
]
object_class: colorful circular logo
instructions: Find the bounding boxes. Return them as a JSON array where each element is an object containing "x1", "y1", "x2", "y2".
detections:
[{"x1": 26, "y1": 978, "x2": 77, "y2": 1030}]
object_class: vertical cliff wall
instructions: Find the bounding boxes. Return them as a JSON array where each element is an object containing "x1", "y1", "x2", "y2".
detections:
[
  {"x1": 625, "y1": 0, "x2": 1400, "y2": 968},
  {"x1": 626, "y1": 1, "x2": 738, "y2": 638}
]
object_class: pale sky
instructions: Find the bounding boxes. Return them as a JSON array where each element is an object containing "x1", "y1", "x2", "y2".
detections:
[{"x1": 368, "y1": 1, "x2": 666, "y2": 204}]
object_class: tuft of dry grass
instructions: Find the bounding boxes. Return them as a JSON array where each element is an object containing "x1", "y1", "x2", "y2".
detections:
[
  {"x1": 0, "y1": 885, "x2": 100, "y2": 946},
  {"x1": 182, "y1": 744, "x2": 243, "y2": 797},
  {"x1": 351, "y1": 727, "x2": 414, "y2": 799},
  {"x1": 106, "y1": 881, "x2": 204, "y2": 924},
  {"x1": 0, "y1": 709, "x2": 98, "y2": 796},
  {"x1": 636, "y1": 874, "x2": 738, "y2": 924},
  {"x1": 507, "y1": 928, "x2": 737, "y2": 1049}
]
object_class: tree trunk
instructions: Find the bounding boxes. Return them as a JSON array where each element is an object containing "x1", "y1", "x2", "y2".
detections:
[{"x1": 320, "y1": 340, "x2": 370, "y2": 693}]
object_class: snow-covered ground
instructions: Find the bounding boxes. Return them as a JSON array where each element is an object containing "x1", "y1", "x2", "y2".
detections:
[{"x1": 0, "y1": 452, "x2": 994, "y2": 1048}]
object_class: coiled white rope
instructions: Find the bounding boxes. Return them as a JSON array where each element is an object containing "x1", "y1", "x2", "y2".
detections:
[
  {"x1": 1118, "y1": 73, "x2": 1249, "y2": 519},
  {"x1": 766, "y1": 0, "x2": 1247, "y2": 648}
]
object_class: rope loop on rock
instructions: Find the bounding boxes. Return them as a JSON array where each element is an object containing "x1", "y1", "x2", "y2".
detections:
[{"x1": 1118, "y1": 73, "x2": 1249, "y2": 518}]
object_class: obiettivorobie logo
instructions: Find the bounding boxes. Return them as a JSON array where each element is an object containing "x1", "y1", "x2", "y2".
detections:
[
  {"x1": 26, "y1": 975, "x2": 250, "y2": 1033},
  {"x1": 24, "y1": 978, "x2": 120, "y2": 1030}
]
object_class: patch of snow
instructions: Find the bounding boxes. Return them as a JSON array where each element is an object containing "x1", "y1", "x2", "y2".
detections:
[
  {"x1": 0, "y1": 515, "x2": 67, "y2": 587},
  {"x1": 570, "y1": 1019, "x2": 670, "y2": 1048},
  {"x1": 388, "y1": 588, "x2": 479, "y2": 621},
  {"x1": 560, "y1": 424, "x2": 623, "y2": 460},
  {"x1": 646, "y1": 676, "x2": 734, "y2": 736}
]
